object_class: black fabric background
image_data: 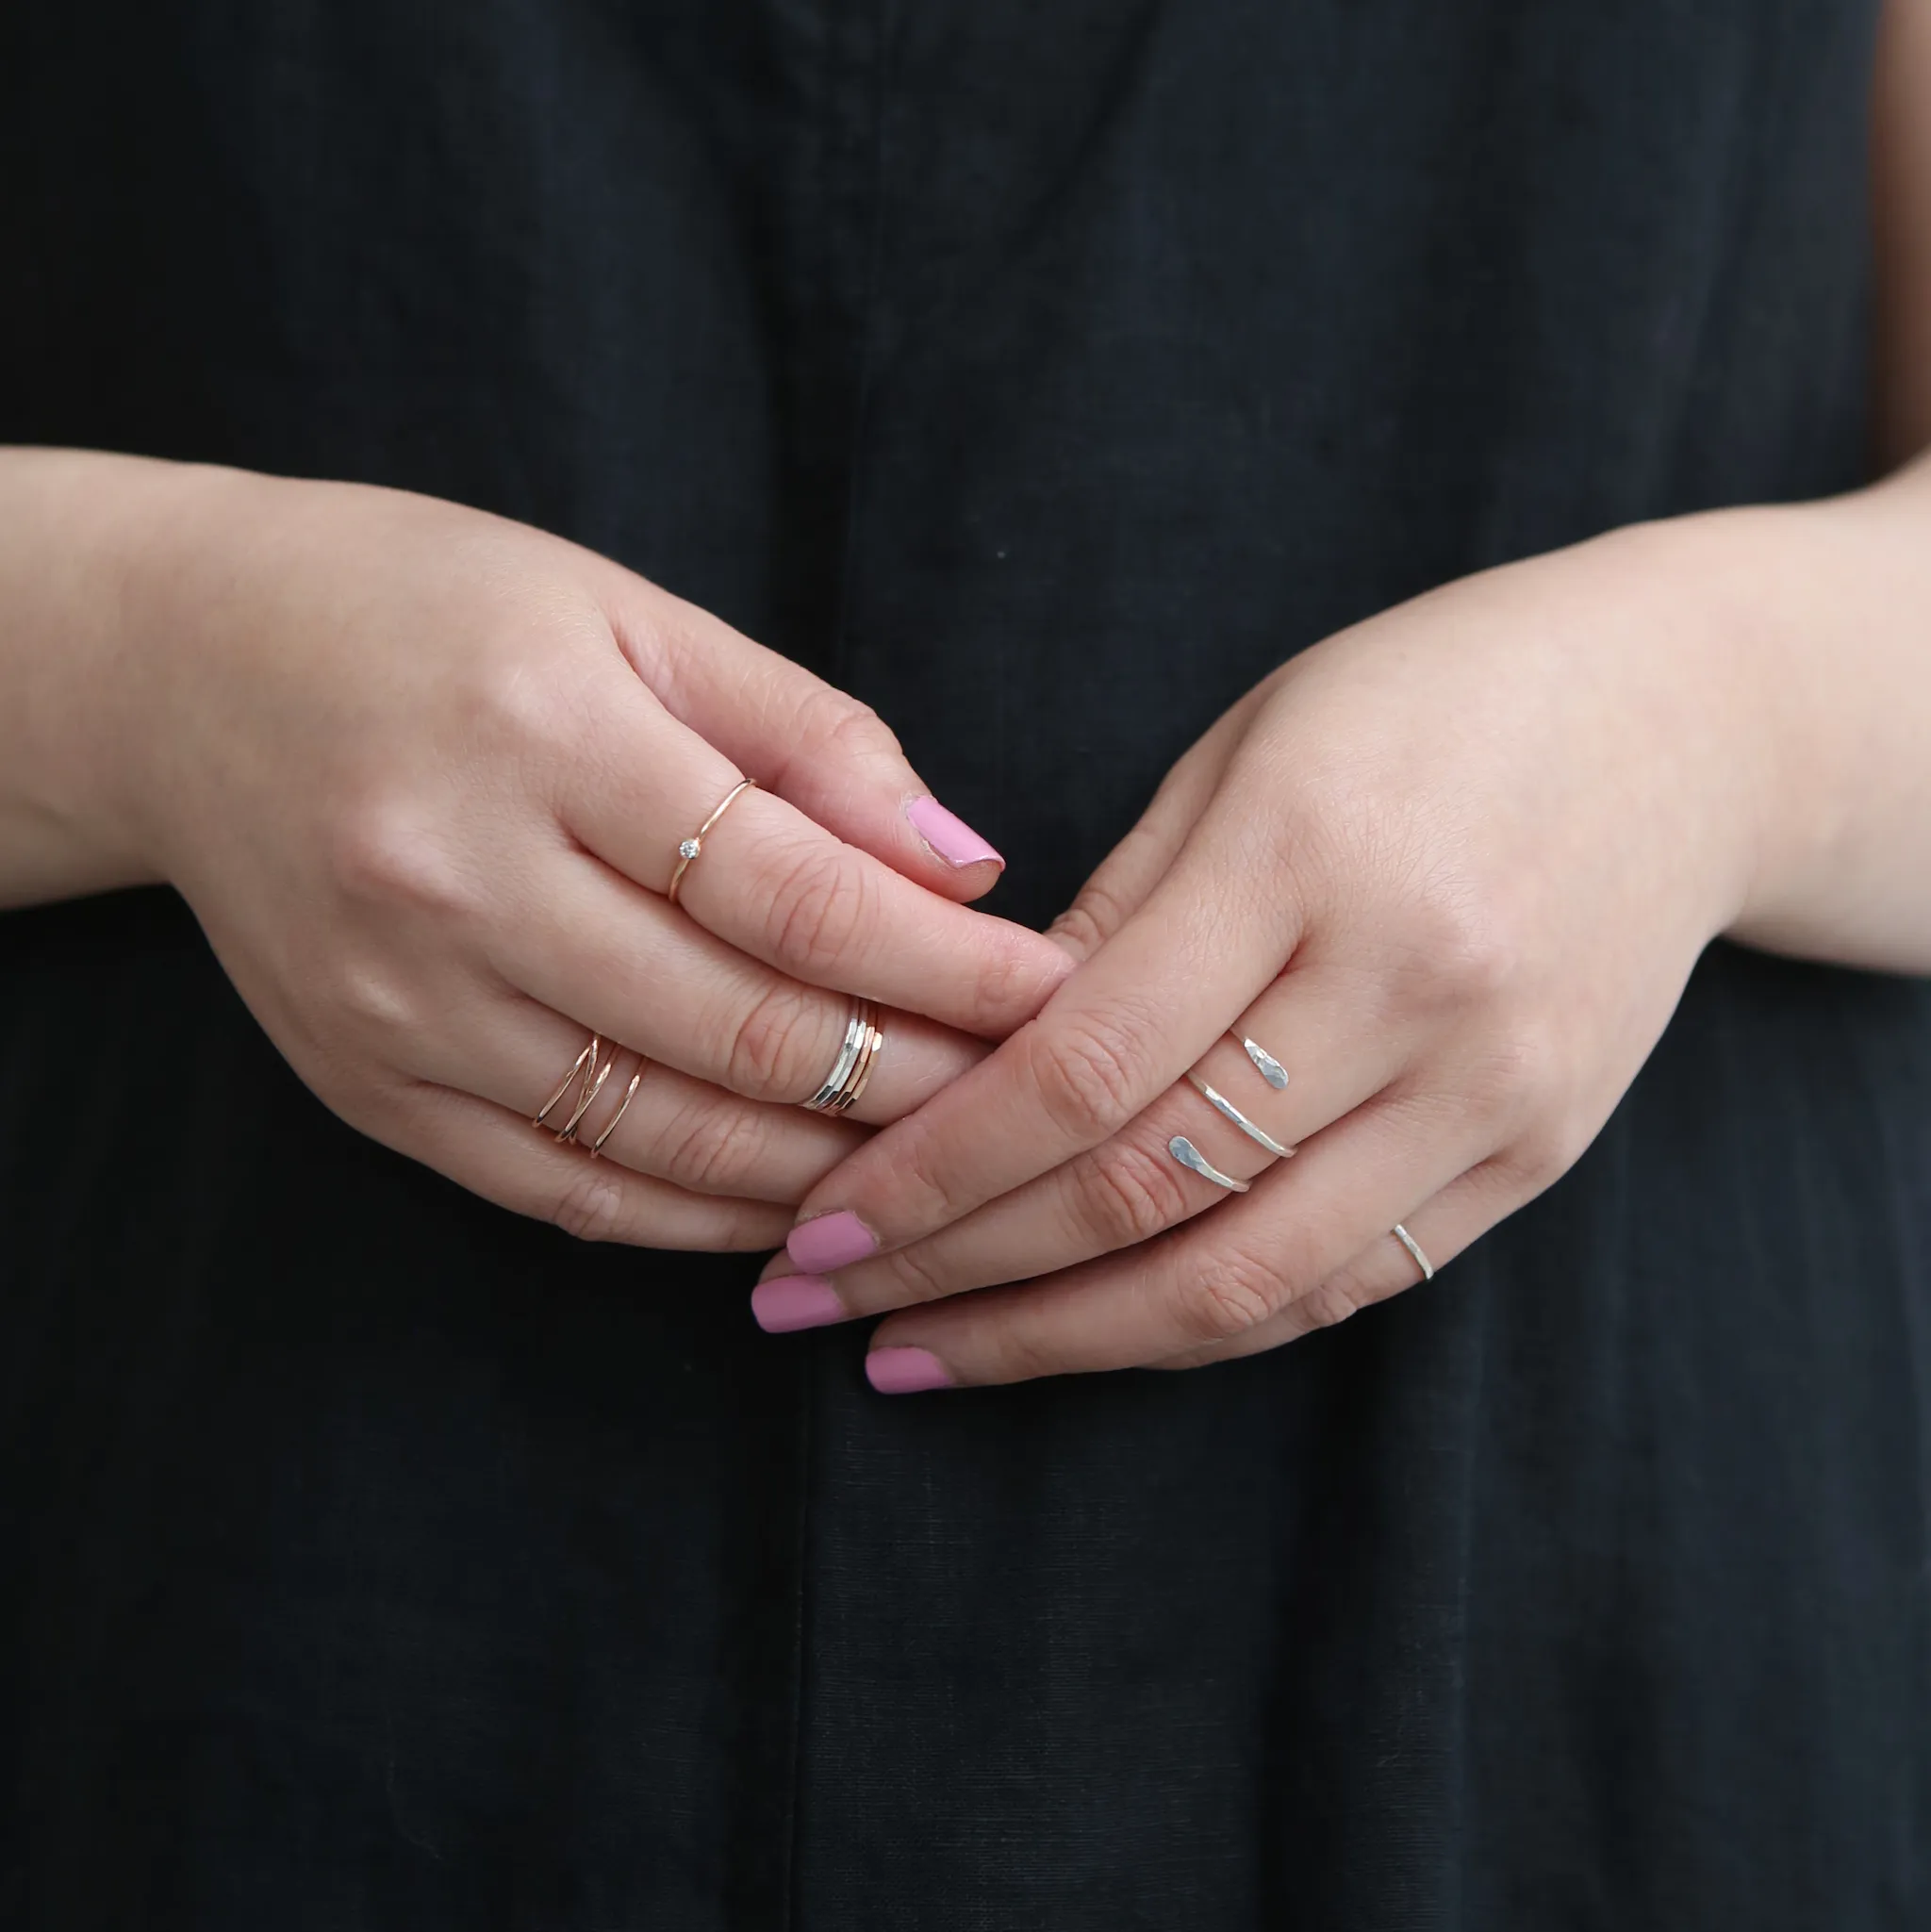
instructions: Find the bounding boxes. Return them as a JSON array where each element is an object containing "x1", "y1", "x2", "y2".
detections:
[{"x1": 2, "y1": 3, "x2": 1928, "y2": 1927}]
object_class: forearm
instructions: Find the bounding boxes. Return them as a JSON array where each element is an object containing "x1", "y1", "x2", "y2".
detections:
[
  {"x1": 1682, "y1": 453, "x2": 1931, "y2": 974},
  {"x1": 0, "y1": 447, "x2": 172, "y2": 909}
]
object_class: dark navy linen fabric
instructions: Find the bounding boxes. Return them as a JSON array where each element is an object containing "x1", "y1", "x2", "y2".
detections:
[{"x1": 2, "y1": 3, "x2": 1927, "y2": 1926}]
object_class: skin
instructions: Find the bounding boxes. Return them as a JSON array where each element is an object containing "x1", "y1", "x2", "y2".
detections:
[
  {"x1": 4, "y1": 5, "x2": 1928, "y2": 1382},
  {"x1": 757, "y1": 0, "x2": 1931, "y2": 1385},
  {"x1": 0, "y1": 456, "x2": 1071, "y2": 1249}
]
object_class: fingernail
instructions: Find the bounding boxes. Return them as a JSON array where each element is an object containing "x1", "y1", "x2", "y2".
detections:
[
  {"x1": 786, "y1": 1209, "x2": 877, "y2": 1274},
  {"x1": 751, "y1": 1275, "x2": 847, "y2": 1333},
  {"x1": 907, "y1": 795, "x2": 1003, "y2": 870},
  {"x1": 866, "y1": 1346, "x2": 956, "y2": 1395}
]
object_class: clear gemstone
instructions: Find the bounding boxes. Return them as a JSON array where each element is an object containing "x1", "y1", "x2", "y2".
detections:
[{"x1": 679, "y1": 838, "x2": 701, "y2": 860}]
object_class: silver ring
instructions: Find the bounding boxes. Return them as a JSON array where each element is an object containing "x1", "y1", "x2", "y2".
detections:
[
  {"x1": 1391, "y1": 1223, "x2": 1434, "y2": 1281},
  {"x1": 1187, "y1": 1074, "x2": 1295, "y2": 1157},
  {"x1": 1238, "y1": 1036, "x2": 1290, "y2": 1090},
  {"x1": 801, "y1": 1000, "x2": 883, "y2": 1115},
  {"x1": 1167, "y1": 1135, "x2": 1249, "y2": 1193}
]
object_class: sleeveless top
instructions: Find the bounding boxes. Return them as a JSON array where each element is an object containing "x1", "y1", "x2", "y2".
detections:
[{"x1": 3, "y1": 3, "x2": 1926, "y2": 1926}]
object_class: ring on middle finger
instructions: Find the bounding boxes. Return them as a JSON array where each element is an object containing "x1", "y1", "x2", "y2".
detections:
[
  {"x1": 1186, "y1": 1072, "x2": 1296, "y2": 1157},
  {"x1": 800, "y1": 999, "x2": 884, "y2": 1116}
]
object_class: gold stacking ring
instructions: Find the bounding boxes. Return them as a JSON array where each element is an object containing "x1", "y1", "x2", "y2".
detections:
[
  {"x1": 800, "y1": 999, "x2": 883, "y2": 1116},
  {"x1": 534, "y1": 1033, "x2": 648, "y2": 1159},
  {"x1": 667, "y1": 777, "x2": 757, "y2": 906}
]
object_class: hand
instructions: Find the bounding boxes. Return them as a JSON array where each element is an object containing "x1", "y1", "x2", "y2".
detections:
[
  {"x1": 752, "y1": 520, "x2": 1784, "y2": 1380},
  {"x1": 98, "y1": 463, "x2": 1068, "y2": 1248}
]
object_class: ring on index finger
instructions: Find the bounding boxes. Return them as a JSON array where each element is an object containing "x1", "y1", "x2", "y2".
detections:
[{"x1": 667, "y1": 777, "x2": 758, "y2": 907}]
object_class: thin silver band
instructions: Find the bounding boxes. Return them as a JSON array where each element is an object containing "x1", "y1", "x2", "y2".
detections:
[
  {"x1": 802, "y1": 1004, "x2": 869, "y2": 1111},
  {"x1": 1391, "y1": 1223, "x2": 1434, "y2": 1281},
  {"x1": 1168, "y1": 1134, "x2": 1250, "y2": 1193},
  {"x1": 1187, "y1": 1074, "x2": 1294, "y2": 1157}
]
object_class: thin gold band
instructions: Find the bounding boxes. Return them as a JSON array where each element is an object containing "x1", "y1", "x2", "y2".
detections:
[
  {"x1": 534, "y1": 1038, "x2": 602, "y2": 1132},
  {"x1": 667, "y1": 777, "x2": 757, "y2": 906},
  {"x1": 589, "y1": 1065, "x2": 647, "y2": 1159}
]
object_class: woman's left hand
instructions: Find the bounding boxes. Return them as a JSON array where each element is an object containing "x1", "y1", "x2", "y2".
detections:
[{"x1": 751, "y1": 515, "x2": 1799, "y2": 1385}]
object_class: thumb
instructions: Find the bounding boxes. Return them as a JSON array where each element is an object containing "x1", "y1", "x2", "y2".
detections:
[{"x1": 615, "y1": 583, "x2": 1005, "y2": 903}]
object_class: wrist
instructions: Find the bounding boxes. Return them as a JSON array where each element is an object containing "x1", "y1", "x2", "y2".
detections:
[
  {"x1": 0, "y1": 449, "x2": 201, "y2": 903},
  {"x1": 1650, "y1": 489, "x2": 1907, "y2": 957},
  {"x1": 1554, "y1": 512, "x2": 1792, "y2": 949}
]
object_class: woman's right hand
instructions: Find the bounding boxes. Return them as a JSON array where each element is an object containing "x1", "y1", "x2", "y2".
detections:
[{"x1": 67, "y1": 459, "x2": 1069, "y2": 1249}]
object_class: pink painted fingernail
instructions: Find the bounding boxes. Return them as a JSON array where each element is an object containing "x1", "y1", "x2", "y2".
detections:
[
  {"x1": 786, "y1": 1210, "x2": 877, "y2": 1274},
  {"x1": 907, "y1": 795, "x2": 1003, "y2": 870},
  {"x1": 866, "y1": 1346, "x2": 956, "y2": 1395},
  {"x1": 751, "y1": 1275, "x2": 847, "y2": 1333}
]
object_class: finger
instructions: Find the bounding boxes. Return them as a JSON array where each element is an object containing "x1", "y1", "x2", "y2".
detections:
[
  {"x1": 780, "y1": 759, "x2": 1308, "y2": 1266},
  {"x1": 486, "y1": 846, "x2": 990, "y2": 1119},
  {"x1": 1046, "y1": 685, "x2": 1266, "y2": 962},
  {"x1": 379, "y1": 1082, "x2": 796, "y2": 1251},
  {"x1": 1147, "y1": 1158, "x2": 1517, "y2": 1369},
  {"x1": 555, "y1": 673, "x2": 1070, "y2": 1038},
  {"x1": 602, "y1": 579, "x2": 1008, "y2": 901},
  {"x1": 860, "y1": 1082, "x2": 1491, "y2": 1386},
  {"x1": 404, "y1": 995, "x2": 867, "y2": 1204},
  {"x1": 754, "y1": 974, "x2": 1414, "y2": 1324}
]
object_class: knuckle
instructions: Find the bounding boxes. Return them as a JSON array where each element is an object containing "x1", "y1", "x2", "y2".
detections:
[
  {"x1": 1500, "y1": 1114, "x2": 1590, "y2": 1195},
  {"x1": 1024, "y1": 1013, "x2": 1148, "y2": 1142},
  {"x1": 329, "y1": 960, "x2": 419, "y2": 1045},
  {"x1": 1464, "y1": 1017, "x2": 1572, "y2": 1135},
  {"x1": 326, "y1": 799, "x2": 472, "y2": 917},
  {"x1": 884, "y1": 1108, "x2": 994, "y2": 1230},
  {"x1": 1294, "y1": 1272, "x2": 1370, "y2": 1331},
  {"x1": 1072, "y1": 1138, "x2": 1195, "y2": 1249},
  {"x1": 722, "y1": 982, "x2": 826, "y2": 1098},
  {"x1": 879, "y1": 1240, "x2": 952, "y2": 1309},
  {"x1": 1183, "y1": 1247, "x2": 1288, "y2": 1344},
  {"x1": 1043, "y1": 900, "x2": 1109, "y2": 959},
  {"x1": 469, "y1": 649, "x2": 581, "y2": 758},
  {"x1": 660, "y1": 1100, "x2": 770, "y2": 1195},
  {"x1": 550, "y1": 1167, "x2": 631, "y2": 1244},
  {"x1": 762, "y1": 842, "x2": 877, "y2": 980},
  {"x1": 809, "y1": 691, "x2": 902, "y2": 765},
  {"x1": 1412, "y1": 888, "x2": 1526, "y2": 1011}
]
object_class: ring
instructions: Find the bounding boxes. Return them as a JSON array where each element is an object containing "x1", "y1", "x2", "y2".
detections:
[
  {"x1": 800, "y1": 999, "x2": 883, "y2": 1116},
  {"x1": 667, "y1": 776, "x2": 758, "y2": 907},
  {"x1": 535, "y1": 1034, "x2": 647, "y2": 1155},
  {"x1": 1187, "y1": 1073, "x2": 1295, "y2": 1157},
  {"x1": 1391, "y1": 1223, "x2": 1434, "y2": 1281},
  {"x1": 535, "y1": 1033, "x2": 610, "y2": 1144},
  {"x1": 1167, "y1": 1134, "x2": 1250, "y2": 1193},
  {"x1": 589, "y1": 1064, "x2": 647, "y2": 1159}
]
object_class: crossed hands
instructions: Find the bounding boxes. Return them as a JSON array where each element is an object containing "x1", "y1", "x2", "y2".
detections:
[{"x1": 123, "y1": 468, "x2": 1764, "y2": 1388}]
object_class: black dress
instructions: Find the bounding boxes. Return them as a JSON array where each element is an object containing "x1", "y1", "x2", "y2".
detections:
[{"x1": 3, "y1": 3, "x2": 1927, "y2": 1926}]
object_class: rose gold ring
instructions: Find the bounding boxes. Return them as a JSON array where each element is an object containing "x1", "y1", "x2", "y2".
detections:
[
  {"x1": 534, "y1": 1034, "x2": 647, "y2": 1156},
  {"x1": 667, "y1": 777, "x2": 757, "y2": 907}
]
